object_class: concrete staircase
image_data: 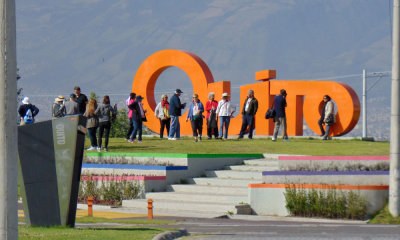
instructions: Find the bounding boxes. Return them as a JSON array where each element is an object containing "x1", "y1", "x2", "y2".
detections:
[{"x1": 122, "y1": 157, "x2": 279, "y2": 218}]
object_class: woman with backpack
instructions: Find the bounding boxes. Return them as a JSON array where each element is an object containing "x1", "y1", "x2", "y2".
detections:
[
  {"x1": 84, "y1": 98, "x2": 99, "y2": 151},
  {"x1": 154, "y1": 94, "x2": 170, "y2": 138},
  {"x1": 18, "y1": 97, "x2": 39, "y2": 125},
  {"x1": 95, "y1": 95, "x2": 117, "y2": 152}
]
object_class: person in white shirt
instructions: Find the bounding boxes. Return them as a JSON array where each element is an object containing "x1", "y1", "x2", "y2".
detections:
[{"x1": 216, "y1": 93, "x2": 233, "y2": 139}]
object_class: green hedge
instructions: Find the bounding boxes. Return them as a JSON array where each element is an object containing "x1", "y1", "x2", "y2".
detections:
[{"x1": 284, "y1": 184, "x2": 367, "y2": 220}]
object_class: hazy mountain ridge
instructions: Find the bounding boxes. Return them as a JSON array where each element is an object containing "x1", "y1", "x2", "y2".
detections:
[{"x1": 16, "y1": 0, "x2": 392, "y2": 138}]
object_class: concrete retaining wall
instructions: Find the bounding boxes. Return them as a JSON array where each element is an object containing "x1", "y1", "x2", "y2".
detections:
[
  {"x1": 278, "y1": 156, "x2": 389, "y2": 171},
  {"x1": 84, "y1": 153, "x2": 263, "y2": 184},
  {"x1": 262, "y1": 171, "x2": 389, "y2": 185},
  {"x1": 81, "y1": 175, "x2": 167, "y2": 193},
  {"x1": 249, "y1": 183, "x2": 388, "y2": 216},
  {"x1": 82, "y1": 163, "x2": 187, "y2": 185}
]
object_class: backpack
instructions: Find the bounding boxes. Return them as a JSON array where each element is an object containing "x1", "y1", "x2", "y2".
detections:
[
  {"x1": 265, "y1": 108, "x2": 276, "y2": 119},
  {"x1": 24, "y1": 108, "x2": 33, "y2": 124}
]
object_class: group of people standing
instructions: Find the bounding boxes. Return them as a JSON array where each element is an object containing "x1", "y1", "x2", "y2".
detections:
[
  {"x1": 18, "y1": 86, "x2": 337, "y2": 152},
  {"x1": 150, "y1": 88, "x2": 269, "y2": 141},
  {"x1": 150, "y1": 88, "x2": 336, "y2": 141},
  {"x1": 18, "y1": 86, "x2": 118, "y2": 152}
]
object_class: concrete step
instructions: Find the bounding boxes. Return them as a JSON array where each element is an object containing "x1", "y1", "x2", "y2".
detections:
[
  {"x1": 225, "y1": 165, "x2": 278, "y2": 172},
  {"x1": 145, "y1": 192, "x2": 248, "y2": 204},
  {"x1": 188, "y1": 177, "x2": 260, "y2": 187},
  {"x1": 167, "y1": 184, "x2": 248, "y2": 196},
  {"x1": 243, "y1": 159, "x2": 279, "y2": 167},
  {"x1": 205, "y1": 170, "x2": 262, "y2": 180},
  {"x1": 123, "y1": 199, "x2": 238, "y2": 215}
]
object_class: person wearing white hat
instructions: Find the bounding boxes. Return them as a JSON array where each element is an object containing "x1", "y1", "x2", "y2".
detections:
[
  {"x1": 216, "y1": 92, "x2": 233, "y2": 139},
  {"x1": 18, "y1": 97, "x2": 39, "y2": 125},
  {"x1": 52, "y1": 95, "x2": 66, "y2": 118}
]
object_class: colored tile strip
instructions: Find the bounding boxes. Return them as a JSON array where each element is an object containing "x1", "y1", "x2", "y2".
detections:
[
  {"x1": 82, "y1": 163, "x2": 187, "y2": 170},
  {"x1": 278, "y1": 156, "x2": 389, "y2": 160},
  {"x1": 81, "y1": 175, "x2": 166, "y2": 181},
  {"x1": 262, "y1": 171, "x2": 389, "y2": 176},
  {"x1": 248, "y1": 183, "x2": 389, "y2": 190},
  {"x1": 86, "y1": 152, "x2": 263, "y2": 159}
]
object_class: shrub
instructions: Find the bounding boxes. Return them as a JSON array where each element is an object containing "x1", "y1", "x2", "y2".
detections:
[
  {"x1": 79, "y1": 175, "x2": 142, "y2": 206},
  {"x1": 284, "y1": 184, "x2": 368, "y2": 220}
]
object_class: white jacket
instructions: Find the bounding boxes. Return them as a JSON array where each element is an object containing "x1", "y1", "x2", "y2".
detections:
[
  {"x1": 154, "y1": 102, "x2": 165, "y2": 119},
  {"x1": 216, "y1": 100, "x2": 232, "y2": 116}
]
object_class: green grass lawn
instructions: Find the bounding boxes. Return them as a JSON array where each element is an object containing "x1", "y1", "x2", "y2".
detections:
[
  {"x1": 369, "y1": 205, "x2": 400, "y2": 224},
  {"x1": 19, "y1": 225, "x2": 167, "y2": 240},
  {"x1": 86, "y1": 137, "x2": 390, "y2": 156}
]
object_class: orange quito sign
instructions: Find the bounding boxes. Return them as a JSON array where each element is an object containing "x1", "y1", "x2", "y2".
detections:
[{"x1": 131, "y1": 49, "x2": 360, "y2": 137}]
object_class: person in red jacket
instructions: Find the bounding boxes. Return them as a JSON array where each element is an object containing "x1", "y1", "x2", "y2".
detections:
[{"x1": 205, "y1": 92, "x2": 219, "y2": 140}]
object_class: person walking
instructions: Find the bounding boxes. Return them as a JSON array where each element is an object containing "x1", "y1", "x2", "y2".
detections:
[
  {"x1": 18, "y1": 97, "x2": 39, "y2": 125},
  {"x1": 320, "y1": 95, "x2": 336, "y2": 140},
  {"x1": 154, "y1": 94, "x2": 170, "y2": 138},
  {"x1": 128, "y1": 95, "x2": 146, "y2": 143},
  {"x1": 238, "y1": 90, "x2": 258, "y2": 139},
  {"x1": 205, "y1": 92, "x2": 219, "y2": 140},
  {"x1": 84, "y1": 98, "x2": 99, "y2": 151},
  {"x1": 168, "y1": 89, "x2": 186, "y2": 140},
  {"x1": 216, "y1": 93, "x2": 233, "y2": 140},
  {"x1": 52, "y1": 95, "x2": 66, "y2": 118},
  {"x1": 186, "y1": 94, "x2": 204, "y2": 142},
  {"x1": 65, "y1": 93, "x2": 79, "y2": 115},
  {"x1": 74, "y1": 86, "x2": 88, "y2": 115},
  {"x1": 272, "y1": 89, "x2": 289, "y2": 142},
  {"x1": 95, "y1": 95, "x2": 117, "y2": 152},
  {"x1": 125, "y1": 93, "x2": 136, "y2": 140}
]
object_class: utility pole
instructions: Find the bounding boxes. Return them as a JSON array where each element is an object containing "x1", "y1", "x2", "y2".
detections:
[
  {"x1": 362, "y1": 69, "x2": 367, "y2": 138},
  {"x1": 0, "y1": 0, "x2": 18, "y2": 239},
  {"x1": 390, "y1": 0, "x2": 400, "y2": 217},
  {"x1": 361, "y1": 70, "x2": 390, "y2": 140}
]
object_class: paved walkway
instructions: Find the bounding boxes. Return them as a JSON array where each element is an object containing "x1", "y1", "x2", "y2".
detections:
[{"x1": 19, "y1": 204, "x2": 400, "y2": 240}]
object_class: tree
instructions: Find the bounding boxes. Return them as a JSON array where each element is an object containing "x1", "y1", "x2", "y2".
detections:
[{"x1": 110, "y1": 109, "x2": 130, "y2": 138}]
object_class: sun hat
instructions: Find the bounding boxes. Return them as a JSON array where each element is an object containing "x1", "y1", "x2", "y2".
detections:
[
  {"x1": 55, "y1": 96, "x2": 65, "y2": 102},
  {"x1": 22, "y1": 97, "x2": 30, "y2": 104},
  {"x1": 222, "y1": 93, "x2": 229, "y2": 97}
]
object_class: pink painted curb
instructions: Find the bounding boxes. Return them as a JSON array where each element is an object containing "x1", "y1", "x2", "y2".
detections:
[
  {"x1": 81, "y1": 175, "x2": 166, "y2": 181},
  {"x1": 278, "y1": 156, "x2": 389, "y2": 161}
]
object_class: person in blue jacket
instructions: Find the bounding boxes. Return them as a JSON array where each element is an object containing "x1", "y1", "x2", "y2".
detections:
[
  {"x1": 186, "y1": 94, "x2": 204, "y2": 142},
  {"x1": 272, "y1": 89, "x2": 289, "y2": 142},
  {"x1": 168, "y1": 89, "x2": 186, "y2": 140}
]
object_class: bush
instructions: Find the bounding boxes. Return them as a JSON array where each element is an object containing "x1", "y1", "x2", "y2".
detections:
[
  {"x1": 284, "y1": 184, "x2": 368, "y2": 220},
  {"x1": 79, "y1": 175, "x2": 142, "y2": 206},
  {"x1": 110, "y1": 109, "x2": 131, "y2": 138}
]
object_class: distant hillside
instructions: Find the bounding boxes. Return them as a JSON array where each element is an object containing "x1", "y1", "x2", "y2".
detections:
[{"x1": 16, "y1": 0, "x2": 392, "y2": 138}]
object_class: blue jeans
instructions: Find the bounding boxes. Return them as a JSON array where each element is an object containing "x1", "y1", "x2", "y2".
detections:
[
  {"x1": 219, "y1": 116, "x2": 230, "y2": 139},
  {"x1": 169, "y1": 116, "x2": 180, "y2": 138},
  {"x1": 239, "y1": 113, "x2": 255, "y2": 139},
  {"x1": 130, "y1": 119, "x2": 142, "y2": 141},
  {"x1": 87, "y1": 127, "x2": 98, "y2": 147}
]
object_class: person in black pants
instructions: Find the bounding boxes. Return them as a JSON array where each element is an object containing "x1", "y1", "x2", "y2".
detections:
[
  {"x1": 238, "y1": 90, "x2": 258, "y2": 139},
  {"x1": 125, "y1": 93, "x2": 136, "y2": 140},
  {"x1": 154, "y1": 94, "x2": 171, "y2": 138},
  {"x1": 186, "y1": 94, "x2": 204, "y2": 142},
  {"x1": 95, "y1": 95, "x2": 117, "y2": 152}
]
